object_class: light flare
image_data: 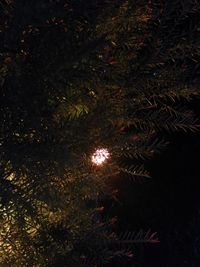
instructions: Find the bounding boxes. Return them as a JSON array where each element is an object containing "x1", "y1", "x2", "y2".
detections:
[{"x1": 91, "y1": 148, "x2": 110, "y2": 166}]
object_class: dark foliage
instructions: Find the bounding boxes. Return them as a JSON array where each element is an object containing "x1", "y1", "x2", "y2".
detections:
[{"x1": 0, "y1": 0, "x2": 200, "y2": 266}]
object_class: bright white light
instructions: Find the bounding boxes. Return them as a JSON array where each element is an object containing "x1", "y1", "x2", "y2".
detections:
[{"x1": 91, "y1": 148, "x2": 110, "y2": 166}]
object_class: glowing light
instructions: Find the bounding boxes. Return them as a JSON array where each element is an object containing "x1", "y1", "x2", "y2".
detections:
[{"x1": 91, "y1": 148, "x2": 110, "y2": 166}]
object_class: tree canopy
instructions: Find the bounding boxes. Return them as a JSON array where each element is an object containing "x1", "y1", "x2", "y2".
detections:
[{"x1": 0, "y1": 0, "x2": 199, "y2": 266}]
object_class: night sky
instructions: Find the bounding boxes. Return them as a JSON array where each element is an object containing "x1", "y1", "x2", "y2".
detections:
[
  {"x1": 1, "y1": 1, "x2": 200, "y2": 266},
  {"x1": 109, "y1": 98, "x2": 200, "y2": 266}
]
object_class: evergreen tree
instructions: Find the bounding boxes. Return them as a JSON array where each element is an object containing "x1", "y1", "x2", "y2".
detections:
[{"x1": 0, "y1": 0, "x2": 199, "y2": 266}]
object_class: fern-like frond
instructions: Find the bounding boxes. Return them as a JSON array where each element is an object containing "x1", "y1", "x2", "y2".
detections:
[
  {"x1": 120, "y1": 165, "x2": 151, "y2": 180},
  {"x1": 122, "y1": 138, "x2": 168, "y2": 160},
  {"x1": 118, "y1": 229, "x2": 159, "y2": 244}
]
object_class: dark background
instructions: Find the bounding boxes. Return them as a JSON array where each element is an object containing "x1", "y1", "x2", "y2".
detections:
[
  {"x1": 1, "y1": 1, "x2": 200, "y2": 266},
  {"x1": 109, "y1": 98, "x2": 200, "y2": 266}
]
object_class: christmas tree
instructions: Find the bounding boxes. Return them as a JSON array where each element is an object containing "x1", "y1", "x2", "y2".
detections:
[{"x1": 0, "y1": 0, "x2": 199, "y2": 266}]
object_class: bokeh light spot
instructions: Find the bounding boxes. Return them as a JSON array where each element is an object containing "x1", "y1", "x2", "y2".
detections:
[{"x1": 91, "y1": 148, "x2": 110, "y2": 166}]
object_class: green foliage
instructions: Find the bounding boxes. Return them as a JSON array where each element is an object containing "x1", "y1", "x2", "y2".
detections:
[{"x1": 0, "y1": 0, "x2": 199, "y2": 266}]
